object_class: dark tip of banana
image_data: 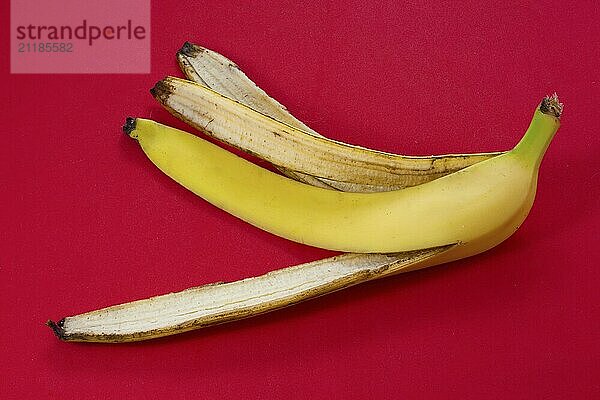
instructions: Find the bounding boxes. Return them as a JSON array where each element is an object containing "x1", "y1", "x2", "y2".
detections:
[
  {"x1": 178, "y1": 41, "x2": 202, "y2": 57},
  {"x1": 150, "y1": 80, "x2": 173, "y2": 103},
  {"x1": 46, "y1": 319, "x2": 66, "y2": 340},
  {"x1": 539, "y1": 93, "x2": 563, "y2": 119},
  {"x1": 122, "y1": 117, "x2": 137, "y2": 138}
]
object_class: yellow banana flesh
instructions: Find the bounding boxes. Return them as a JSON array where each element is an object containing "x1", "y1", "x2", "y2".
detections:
[
  {"x1": 152, "y1": 75, "x2": 502, "y2": 192},
  {"x1": 125, "y1": 100, "x2": 560, "y2": 255}
]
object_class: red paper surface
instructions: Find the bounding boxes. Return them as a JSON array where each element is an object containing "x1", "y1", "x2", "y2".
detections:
[{"x1": 2, "y1": 1, "x2": 599, "y2": 398}]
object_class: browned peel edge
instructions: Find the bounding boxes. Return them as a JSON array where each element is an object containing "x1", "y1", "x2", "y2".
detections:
[
  {"x1": 51, "y1": 245, "x2": 455, "y2": 343},
  {"x1": 151, "y1": 79, "x2": 503, "y2": 182},
  {"x1": 178, "y1": 41, "x2": 241, "y2": 72},
  {"x1": 46, "y1": 319, "x2": 66, "y2": 341},
  {"x1": 50, "y1": 274, "x2": 367, "y2": 342},
  {"x1": 158, "y1": 77, "x2": 505, "y2": 167},
  {"x1": 178, "y1": 41, "x2": 203, "y2": 57},
  {"x1": 176, "y1": 55, "x2": 195, "y2": 76},
  {"x1": 149, "y1": 80, "x2": 175, "y2": 104}
]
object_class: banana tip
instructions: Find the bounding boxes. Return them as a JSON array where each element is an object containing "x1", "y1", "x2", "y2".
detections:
[
  {"x1": 540, "y1": 93, "x2": 563, "y2": 118},
  {"x1": 178, "y1": 41, "x2": 202, "y2": 57},
  {"x1": 150, "y1": 80, "x2": 173, "y2": 103},
  {"x1": 122, "y1": 117, "x2": 138, "y2": 139},
  {"x1": 46, "y1": 319, "x2": 66, "y2": 340}
]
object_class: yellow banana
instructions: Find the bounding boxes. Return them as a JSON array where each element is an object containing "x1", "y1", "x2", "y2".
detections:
[
  {"x1": 151, "y1": 75, "x2": 502, "y2": 192},
  {"x1": 47, "y1": 95, "x2": 560, "y2": 342},
  {"x1": 125, "y1": 96, "x2": 560, "y2": 255}
]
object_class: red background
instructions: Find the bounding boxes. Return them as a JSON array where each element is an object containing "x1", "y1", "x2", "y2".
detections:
[{"x1": 2, "y1": 1, "x2": 599, "y2": 398}]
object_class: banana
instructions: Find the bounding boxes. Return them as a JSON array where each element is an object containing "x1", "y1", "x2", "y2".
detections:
[
  {"x1": 124, "y1": 96, "x2": 560, "y2": 254},
  {"x1": 47, "y1": 95, "x2": 560, "y2": 343},
  {"x1": 47, "y1": 246, "x2": 454, "y2": 342},
  {"x1": 151, "y1": 74, "x2": 502, "y2": 192}
]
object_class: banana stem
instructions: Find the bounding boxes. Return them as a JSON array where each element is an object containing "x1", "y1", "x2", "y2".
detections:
[{"x1": 512, "y1": 94, "x2": 562, "y2": 168}]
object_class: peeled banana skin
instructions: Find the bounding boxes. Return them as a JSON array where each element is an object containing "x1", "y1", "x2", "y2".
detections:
[
  {"x1": 177, "y1": 42, "x2": 316, "y2": 135},
  {"x1": 47, "y1": 246, "x2": 454, "y2": 343},
  {"x1": 173, "y1": 42, "x2": 504, "y2": 192},
  {"x1": 47, "y1": 96, "x2": 561, "y2": 342},
  {"x1": 177, "y1": 41, "x2": 335, "y2": 189}
]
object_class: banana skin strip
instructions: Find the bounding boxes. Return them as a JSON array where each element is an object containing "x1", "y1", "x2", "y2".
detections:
[
  {"x1": 48, "y1": 247, "x2": 453, "y2": 342},
  {"x1": 171, "y1": 42, "x2": 504, "y2": 192}
]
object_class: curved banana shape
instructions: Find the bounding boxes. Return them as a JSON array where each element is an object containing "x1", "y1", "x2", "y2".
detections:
[
  {"x1": 151, "y1": 75, "x2": 502, "y2": 192},
  {"x1": 47, "y1": 96, "x2": 561, "y2": 342},
  {"x1": 125, "y1": 96, "x2": 560, "y2": 255},
  {"x1": 44, "y1": 40, "x2": 563, "y2": 343}
]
